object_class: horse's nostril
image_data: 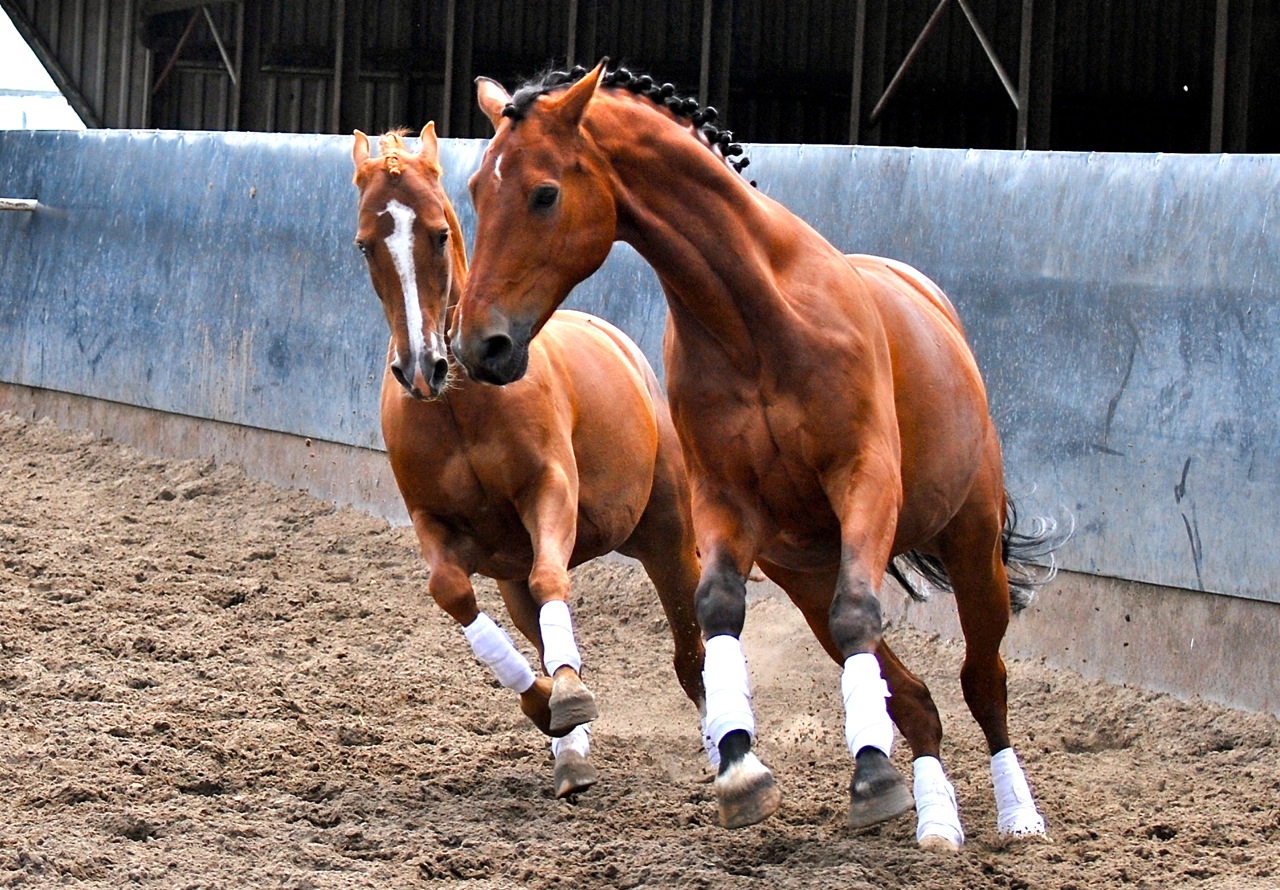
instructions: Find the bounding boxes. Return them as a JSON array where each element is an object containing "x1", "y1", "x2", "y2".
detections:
[
  {"x1": 480, "y1": 333, "x2": 513, "y2": 365},
  {"x1": 391, "y1": 363, "x2": 411, "y2": 391},
  {"x1": 429, "y1": 357, "x2": 449, "y2": 392}
]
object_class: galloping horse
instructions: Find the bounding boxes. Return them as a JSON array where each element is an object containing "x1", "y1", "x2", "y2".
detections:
[
  {"x1": 351, "y1": 125, "x2": 706, "y2": 797},
  {"x1": 451, "y1": 63, "x2": 1063, "y2": 848}
]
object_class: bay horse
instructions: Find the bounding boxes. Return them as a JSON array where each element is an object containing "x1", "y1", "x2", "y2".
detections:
[
  {"x1": 451, "y1": 63, "x2": 1064, "y2": 848},
  {"x1": 351, "y1": 124, "x2": 707, "y2": 798}
]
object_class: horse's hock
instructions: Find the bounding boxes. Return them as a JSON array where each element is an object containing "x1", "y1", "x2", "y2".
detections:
[{"x1": 1, "y1": 128, "x2": 1277, "y2": 717}]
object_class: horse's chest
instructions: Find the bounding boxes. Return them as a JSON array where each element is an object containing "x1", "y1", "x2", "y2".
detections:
[{"x1": 679, "y1": 390, "x2": 832, "y2": 521}]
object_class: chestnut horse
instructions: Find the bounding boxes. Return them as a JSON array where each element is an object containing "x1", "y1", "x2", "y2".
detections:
[
  {"x1": 451, "y1": 63, "x2": 1064, "y2": 848},
  {"x1": 351, "y1": 125, "x2": 706, "y2": 797}
]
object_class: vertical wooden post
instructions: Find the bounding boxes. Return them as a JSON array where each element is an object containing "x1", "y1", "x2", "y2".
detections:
[
  {"x1": 1210, "y1": 0, "x2": 1229, "y2": 153},
  {"x1": 849, "y1": 0, "x2": 866, "y2": 144},
  {"x1": 238, "y1": 0, "x2": 264, "y2": 131},
  {"x1": 330, "y1": 0, "x2": 345, "y2": 134},
  {"x1": 567, "y1": 0, "x2": 579, "y2": 67},
  {"x1": 1225, "y1": 0, "x2": 1252, "y2": 152},
  {"x1": 1016, "y1": 0, "x2": 1033, "y2": 149},
  {"x1": 1027, "y1": 0, "x2": 1055, "y2": 150},
  {"x1": 442, "y1": 0, "x2": 457, "y2": 135}
]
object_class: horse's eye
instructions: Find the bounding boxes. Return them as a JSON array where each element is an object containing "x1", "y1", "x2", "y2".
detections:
[
  {"x1": 356, "y1": 240, "x2": 371, "y2": 256},
  {"x1": 529, "y1": 184, "x2": 560, "y2": 211},
  {"x1": 435, "y1": 229, "x2": 450, "y2": 249}
]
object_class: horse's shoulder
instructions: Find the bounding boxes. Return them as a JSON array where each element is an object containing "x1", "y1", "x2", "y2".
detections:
[{"x1": 843, "y1": 254, "x2": 963, "y2": 330}]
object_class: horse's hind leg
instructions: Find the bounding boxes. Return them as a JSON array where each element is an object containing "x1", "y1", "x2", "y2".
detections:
[
  {"x1": 498, "y1": 579, "x2": 598, "y2": 798},
  {"x1": 937, "y1": 464, "x2": 1047, "y2": 841},
  {"x1": 619, "y1": 422, "x2": 707, "y2": 742},
  {"x1": 758, "y1": 559, "x2": 964, "y2": 850}
]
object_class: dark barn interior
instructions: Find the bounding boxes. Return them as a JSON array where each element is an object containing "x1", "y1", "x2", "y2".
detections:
[{"x1": 2, "y1": 0, "x2": 1276, "y2": 152}]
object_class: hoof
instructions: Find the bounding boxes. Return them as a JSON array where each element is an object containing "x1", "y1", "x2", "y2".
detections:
[
  {"x1": 553, "y1": 751, "x2": 598, "y2": 798},
  {"x1": 549, "y1": 671, "x2": 598, "y2": 734},
  {"x1": 847, "y1": 748, "x2": 914, "y2": 829},
  {"x1": 714, "y1": 753, "x2": 781, "y2": 829},
  {"x1": 918, "y1": 835, "x2": 961, "y2": 853}
]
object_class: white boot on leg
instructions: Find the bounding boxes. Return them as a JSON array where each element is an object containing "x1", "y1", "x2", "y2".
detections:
[
  {"x1": 912, "y1": 756, "x2": 964, "y2": 852},
  {"x1": 991, "y1": 747, "x2": 1047, "y2": 840}
]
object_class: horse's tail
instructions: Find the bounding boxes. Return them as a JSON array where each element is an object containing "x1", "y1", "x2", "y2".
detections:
[{"x1": 889, "y1": 496, "x2": 1072, "y2": 615}]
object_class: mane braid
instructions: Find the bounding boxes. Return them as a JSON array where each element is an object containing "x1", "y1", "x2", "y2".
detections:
[{"x1": 503, "y1": 65, "x2": 754, "y2": 180}]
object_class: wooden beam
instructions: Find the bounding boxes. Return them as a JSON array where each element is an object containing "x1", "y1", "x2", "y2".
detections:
[
  {"x1": 0, "y1": 0, "x2": 102, "y2": 126},
  {"x1": 1225, "y1": 0, "x2": 1252, "y2": 152},
  {"x1": 1016, "y1": 0, "x2": 1033, "y2": 149},
  {"x1": 117, "y1": 0, "x2": 136, "y2": 126},
  {"x1": 870, "y1": 0, "x2": 949, "y2": 125},
  {"x1": 441, "y1": 0, "x2": 457, "y2": 134},
  {"x1": 566, "y1": 0, "x2": 578, "y2": 67},
  {"x1": 1028, "y1": 0, "x2": 1055, "y2": 149},
  {"x1": 849, "y1": 0, "x2": 866, "y2": 144},
  {"x1": 1210, "y1": 0, "x2": 1229, "y2": 153},
  {"x1": 699, "y1": 0, "x2": 712, "y2": 105},
  {"x1": 330, "y1": 0, "x2": 344, "y2": 132},
  {"x1": 956, "y1": 0, "x2": 1019, "y2": 111},
  {"x1": 142, "y1": 0, "x2": 235, "y2": 15},
  {"x1": 337, "y1": 0, "x2": 363, "y2": 134}
]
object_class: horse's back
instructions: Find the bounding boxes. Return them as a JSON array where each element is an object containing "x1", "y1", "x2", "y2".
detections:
[{"x1": 842, "y1": 254, "x2": 997, "y2": 548}]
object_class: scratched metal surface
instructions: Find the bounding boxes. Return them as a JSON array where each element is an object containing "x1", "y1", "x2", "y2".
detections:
[{"x1": 1, "y1": 130, "x2": 1276, "y2": 602}]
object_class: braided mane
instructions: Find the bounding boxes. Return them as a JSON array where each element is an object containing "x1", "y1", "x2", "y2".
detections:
[{"x1": 502, "y1": 64, "x2": 752, "y2": 176}]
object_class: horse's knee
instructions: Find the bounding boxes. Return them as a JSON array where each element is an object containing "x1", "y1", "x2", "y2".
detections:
[
  {"x1": 528, "y1": 562, "x2": 571, "y2": 604},
  {"x1": 829, "y1": 580, "x2": 883, "y2": 656},
  {"x1": 427, "y1": 563, "x2": 479, "y2": 625},
  {"x1": 695, "y1": 561, "x2": 747, "y2": 638}
]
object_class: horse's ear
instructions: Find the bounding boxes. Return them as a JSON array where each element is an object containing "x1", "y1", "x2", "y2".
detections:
[
  {"x1": 550, "y1": 57, "x2": 608, "y2": 128},
  {"x1": 476, "y1": 77, "x2": 511, "y2": 131},
  {"x1": 418, "y1": 121, "x2": 440, "y2": 171},
  {"x1": 352, "y1": 130, "x2": 371, "y2": 169}
]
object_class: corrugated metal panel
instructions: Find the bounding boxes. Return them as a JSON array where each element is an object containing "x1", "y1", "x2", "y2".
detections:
[{"x1": 3, "y1": 1, "x2": 1276, "y2": 148}]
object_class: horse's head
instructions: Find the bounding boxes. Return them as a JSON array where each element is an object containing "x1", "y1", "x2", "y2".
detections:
[
  {"x1": 452, "y1": 61, "x2": 619, "y2": 385},
  {"x1": 352, "y1": 123, "x2": 466, "y2": 400}
]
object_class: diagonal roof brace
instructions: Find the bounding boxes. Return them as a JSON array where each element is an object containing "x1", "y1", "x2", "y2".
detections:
[
  {"x1": 869, "y1": 0, "x2": 1022, "y2": 126},
  {"x1": 151, "y1": 4, "x2": 239, "y2": 96}
]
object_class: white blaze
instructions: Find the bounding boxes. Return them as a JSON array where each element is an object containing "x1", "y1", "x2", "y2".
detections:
[{"x1": 382, "y1": 199, "x2": 427, "y2": 364}]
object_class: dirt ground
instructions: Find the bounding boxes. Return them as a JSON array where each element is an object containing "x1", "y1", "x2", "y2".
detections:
[{"x1": 0, "y1": 411, "x2": 1276, "y2": 889}]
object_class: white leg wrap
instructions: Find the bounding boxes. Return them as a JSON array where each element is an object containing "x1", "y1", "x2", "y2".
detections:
[
  {"x1": 462, "y1": 612, "x2": 536, "y2": 693},
  {"x1": 550, "y1": 723, "x2": 591, "y2": 760},
  {"x1": 841, "y1": 652, "x2": 894, "y2": 757},
  {"x1": 701, "y1": 635, "x2": 756, "y2": 748},
  {"x1": 913, "y1": 756, "x2": 965, "y2": 848},
  {"x1": 991, "y1": 747, "x2": 1046, "y2": 838},
  {"x1": 538, "y1": 600, "x2": 582, "y2": 676},
  {"x1": 700, "y1": 711, "x2": 722, "y2": 769}
]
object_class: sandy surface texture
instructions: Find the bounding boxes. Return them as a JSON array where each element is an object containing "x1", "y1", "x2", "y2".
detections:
[{"x1": 1, "y1": 412, "x2": 1276, "y2": 888}]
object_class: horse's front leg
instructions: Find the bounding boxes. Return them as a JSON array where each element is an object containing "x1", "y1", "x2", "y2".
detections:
[
  {"x1": 411, "y1": 514, "x2": 541, "y2": 723},
  {"x1": 826, "y1": 465, "x2": 917, "y2": 830},
  {"x1": 497, "y1": 579, "x2": 598, "y2": 798},
  {"x1": 694, "y1": 518, "x2": 781, "y2": 829},
  {"x1": 517, "y1": 468, "x2": 597, "y2": 735}
]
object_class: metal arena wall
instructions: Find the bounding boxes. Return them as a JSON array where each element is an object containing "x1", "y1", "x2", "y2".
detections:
[{"x1": 1, "y1": 129, "x2": 1277, "y2": 610}]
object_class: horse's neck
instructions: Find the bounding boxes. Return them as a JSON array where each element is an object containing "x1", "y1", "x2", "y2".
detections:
[
  {"x1": 591, "y1": 104, "x2": 833, "y2": 372},
  {"x1": 442, "y1": 194, "x2": 469, "y2": 326}
]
